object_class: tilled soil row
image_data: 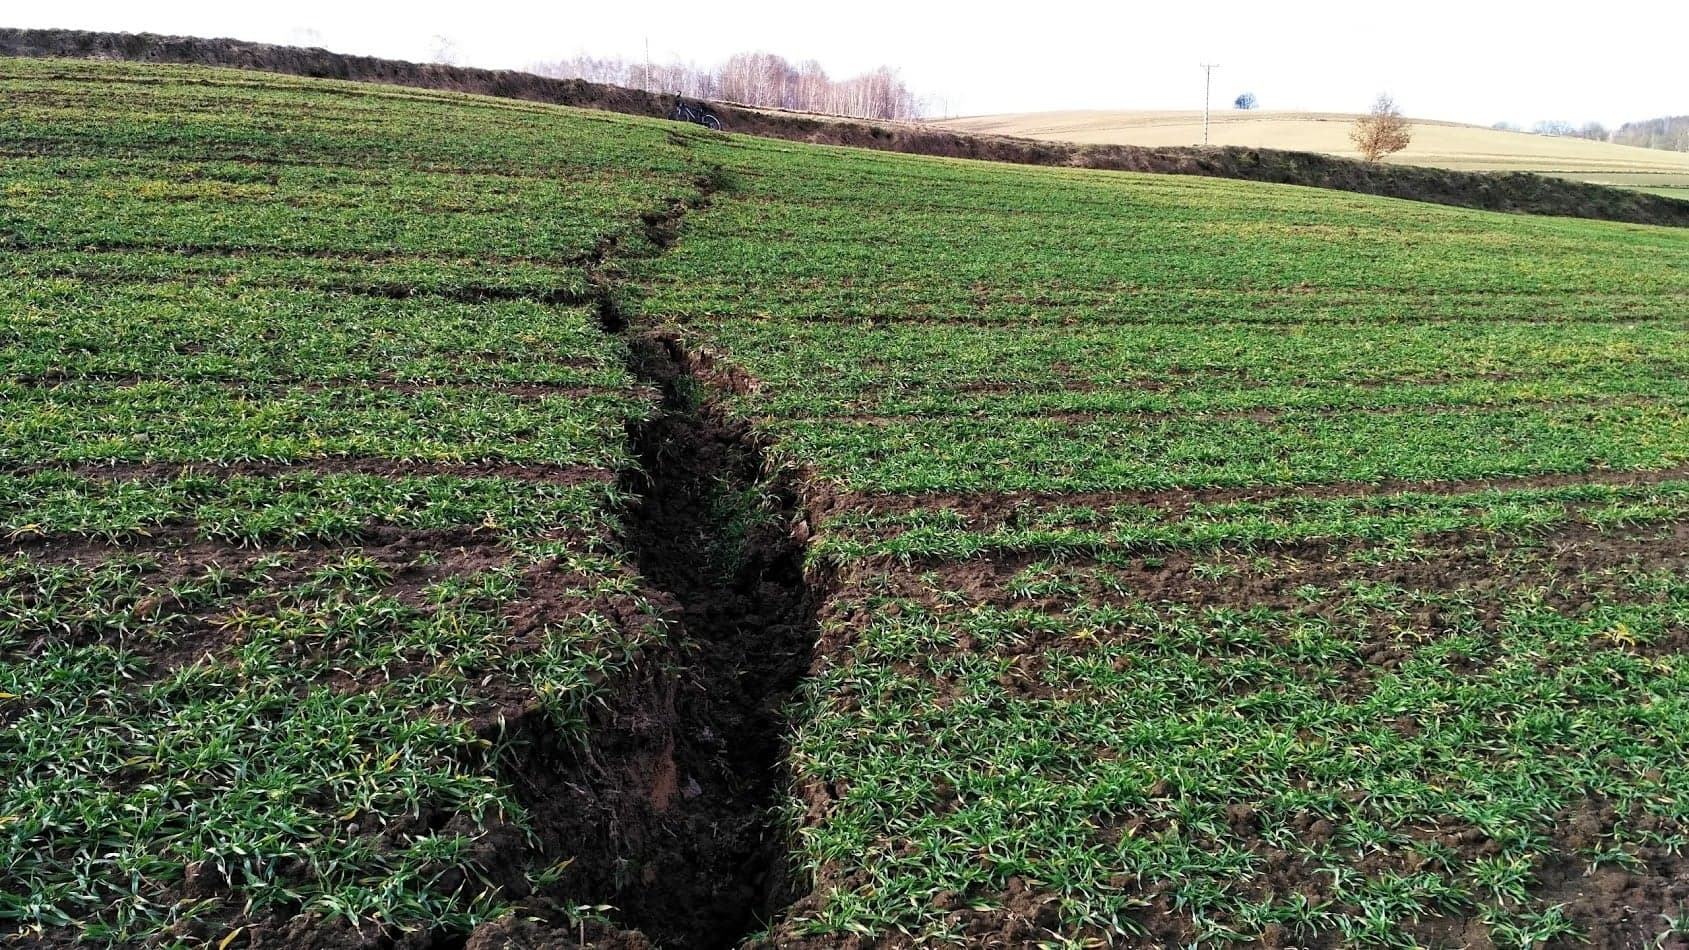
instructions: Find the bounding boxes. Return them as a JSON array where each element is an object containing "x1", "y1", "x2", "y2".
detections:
[
  {"x1": 816, "y1": 519, "x2": 1689, "y2": 709},
  {"x1": 827, "y1": 463, "x2": 1689, "y2": 528},
  {"x1": 5, "y1": 375, "x2": 642, "y2": 400},
  {"x1": 774, "y1": 393, "x2": 1653, "y2": 428},
  {"x1": 2, "y1": 457, "x2": 617, "y2": 485}
]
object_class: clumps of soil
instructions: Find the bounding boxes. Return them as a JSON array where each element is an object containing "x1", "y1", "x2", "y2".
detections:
[{"x1": 1536, "y1": 800, "x2": 1689, "y2": 950}]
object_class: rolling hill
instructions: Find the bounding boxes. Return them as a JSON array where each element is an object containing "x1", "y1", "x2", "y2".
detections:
[
  {"x1": 5, "y1": 27, "x2": 1688, "y2": 226},
  {"x1": 936, "y1": 109, "x2": 1689, "y2": 198}
]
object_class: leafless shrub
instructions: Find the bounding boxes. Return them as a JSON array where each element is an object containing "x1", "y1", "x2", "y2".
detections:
[{"x1": 1351, "y1": 93, "x2": 1412, "y2": 162}]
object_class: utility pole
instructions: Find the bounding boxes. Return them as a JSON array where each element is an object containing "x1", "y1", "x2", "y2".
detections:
[{"x1": 1201, "y1": 63, "x2": 1220, "y2": 146}]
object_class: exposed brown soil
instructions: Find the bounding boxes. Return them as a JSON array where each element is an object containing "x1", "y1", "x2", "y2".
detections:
[
  {"x1": 7, "y1": 27, "x2": 1688, "y2": 228},
  {"x1": 882, "y1": 517, "x2": 1684, "y2": 605},
  {"x1": 565, "y1": 332, "x2": 824, "y2": 946},
  {"x1": 1537, "y1": 799, "x2": 1689, "y2": 950},
  {"x1": 463, "y1": 914, "x2": 655, "y2": 950},
  {"x1": 396, "y1": 332, "x2": 830, "y2": 950}
]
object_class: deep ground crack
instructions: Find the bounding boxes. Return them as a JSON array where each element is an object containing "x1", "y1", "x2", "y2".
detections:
[
  {"x1": 604, "y1": 332, "x2": 824, "y2": 947},
  {"x1": 590, "y1": 165, "x2": 731, "y2": 336},
  {"x1": 485, "y1": 163, "x2": 824, "y2": 949}
]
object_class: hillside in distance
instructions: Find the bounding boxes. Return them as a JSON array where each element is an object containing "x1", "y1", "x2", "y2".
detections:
[
  {"x1": 4, "y1": 27, "x2": 1689, "y2": 225},
  {"x1": 935, "y1": 109, "x2": 1689, "y2": 198}
]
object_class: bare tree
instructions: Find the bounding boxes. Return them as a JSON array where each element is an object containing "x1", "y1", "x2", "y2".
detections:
[
  {"x1": 796, "y1": 59, "x2": 828, "y2": 113},
  {"x1": 1351, "y1": 94, "x2": 1412, "y2": 162},
  {"x1": 1575, "y1": 121, "x2": 1610, "y2": 142},
  {"x1": 1612, "y1": 116, "x2": 1689, "y2": 152}
]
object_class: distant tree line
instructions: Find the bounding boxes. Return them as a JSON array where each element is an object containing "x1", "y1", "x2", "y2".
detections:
[
  {"x1": 1544, "y1": 120, "x2": 1609, "y2": 140},
  {"x1": 1490, "y1": 115, "x2": 1689, "y2": 152},
  {"x1": 532, "y1": 51, "x2": 925, "y2": 120},
  {"x1": 1492, "y1": 119, "x2": 1611, "y2": 140},
  {"x1": 1611, "y1": 116, "x2": 1689, "y2": 152}
]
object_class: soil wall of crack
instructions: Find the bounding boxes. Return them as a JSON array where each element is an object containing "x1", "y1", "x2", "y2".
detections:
[{"x1": 480, "y1": 333, "x2": 825, "y2": 949}]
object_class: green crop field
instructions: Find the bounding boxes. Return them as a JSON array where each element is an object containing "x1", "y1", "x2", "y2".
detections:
[
  {"x1": 639, "y1": 135, "x2": 1689, "y2": 948},
  {"x1": 0, "y1": 59, "x2": 712, "y2": 946},
  {"x1": 4, "y1": 56, "x2": 1689, "y2": 950}
]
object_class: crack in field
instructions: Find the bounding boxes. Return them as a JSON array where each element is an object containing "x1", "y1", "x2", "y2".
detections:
[
  {"x1": 605, "y1": 332, "x2": 822, "y2": 947},
  {"x1": 466, "y1": 166, "x2": 824, "y2": 949},
  {"x1": 4, "y1": 146, "x2": 814, "y2": 949}
]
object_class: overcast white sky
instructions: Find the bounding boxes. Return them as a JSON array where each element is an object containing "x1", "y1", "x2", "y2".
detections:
[{"x1": 8, "y1": 1, "x2": 1684, "y2": 125}]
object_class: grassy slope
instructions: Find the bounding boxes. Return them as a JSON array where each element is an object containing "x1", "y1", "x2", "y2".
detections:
[
  {"x1": 0, "y1": 59, "x2": 710, "y2": 943},
  {"x1": 7, "y1": 56, "x2": 1689, "y2": 950},
  {"x1": 644, "y1": 136, "x2": 1689, "y2": 946},
  {"x1": 935, "y1": 110, "x2": 1689, "y2": 197},
  {"x1": 6, "y1": 29, "x2": 1687, "y2": 228}
]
